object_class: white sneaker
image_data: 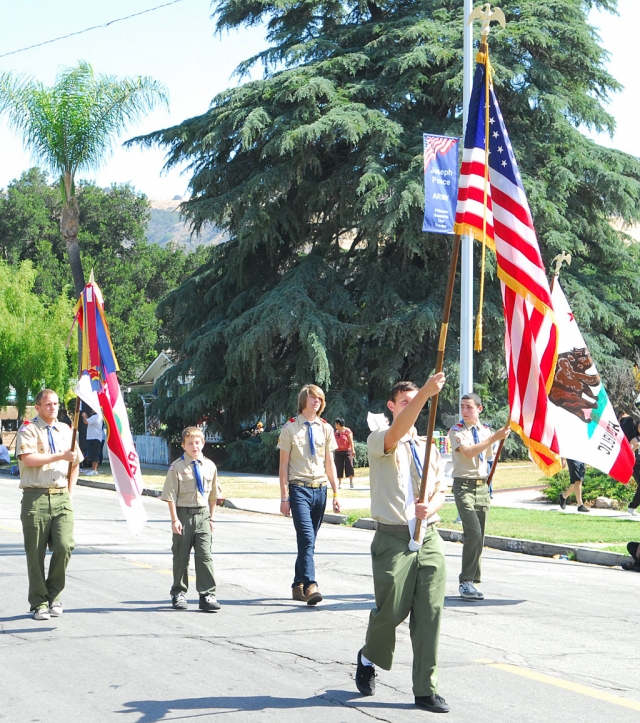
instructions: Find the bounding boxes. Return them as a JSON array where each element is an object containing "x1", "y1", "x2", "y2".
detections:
[
  {"x1": 84, "y1": 470, "x2": 98, "y2": 477},
  {"x1": 33, "y1": 606, "x2": 50, "y2": 620},
  {"x1": 49, "y1": 601, "x2": 63, "y2": 617},
  {"x1": 459, "y1": 581, "x2": 483, "y2": 600},
  {"x1": 630, "y1": 508, "x2": 637, "y2": 516}
]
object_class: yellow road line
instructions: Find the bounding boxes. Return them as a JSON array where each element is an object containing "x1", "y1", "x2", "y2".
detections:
[
  {"x1": 477, "y1": 660, "x2": 640, "y2": 712},
  {"x1": 130, "y1": 559, "x2": 173, "y2": 576},
  {"x1": 0, "y1": 524, "x2": 21, "y2": 533}
]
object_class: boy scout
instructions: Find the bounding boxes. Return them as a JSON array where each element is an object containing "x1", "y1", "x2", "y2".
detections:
[
  {"x1": 355, "y1": 375, "x2": 450, "y2": 715},
  {"x1": 16, "y1": 389, "x2": 83, "y2": 620},
  {"x1": 449, "y1": 393, "x2": 510, "y2": 601},
  {"x1": 161, "y1": 427, "x2": 221, "y2": 612},
  {"x1": 278, "y1": 384, "x2": 341, "y2": 605}
]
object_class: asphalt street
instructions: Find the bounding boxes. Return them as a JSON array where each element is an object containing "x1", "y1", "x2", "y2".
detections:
[{"x1": 1, "y1": 478, "x2": 639, "y2": 723}]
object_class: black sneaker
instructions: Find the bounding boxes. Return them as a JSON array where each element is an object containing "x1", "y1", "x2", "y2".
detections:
[
  {"x1": 355, "y1": 649, "x2": 376, "y2": 696},
  {"x1": 172, "y1": 592, "x2": 188, "y2": 610},
  {"x1": 558, "y1": 494, "x2": 567, "y2": 510},
  {"x1": 577, "y1": 505, "x2": 589, "y2": 513},
  {"x1": 415, "y1": 694, "x2": 450, "y2": 713},
  {"x1": 199, "y1": 594, "x2": 221, "y2": 612}
]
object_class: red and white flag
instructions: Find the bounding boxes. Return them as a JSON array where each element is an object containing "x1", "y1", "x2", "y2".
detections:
[
  {"x1": 454, "y1": 54, "x2": 561, "y2": 475},
  {"x1": 74, "y1": 280, "x2": 147, "y2": 533}
]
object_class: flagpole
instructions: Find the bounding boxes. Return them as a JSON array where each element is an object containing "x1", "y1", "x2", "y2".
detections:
[
  {"x1": 413, "y1": 234, "x2": 461, "y2": 546},
  {"x1": 460, "y1": 0, "x2": 474, "y2": 400},
  {"x1": 67, "y1": 397, "x2": 81, "y2": 483}
]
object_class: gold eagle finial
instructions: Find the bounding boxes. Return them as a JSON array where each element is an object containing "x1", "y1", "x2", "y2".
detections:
[
  {"x1": 552, "y1": 252, "x2": 572, "y2": 276},
  {"x1": 467, "y1": 3, "x2": 506, "y2": 37}
]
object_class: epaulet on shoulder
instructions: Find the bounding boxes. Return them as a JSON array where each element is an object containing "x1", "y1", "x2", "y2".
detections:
[
  {"x1": 483, "y1": 423, "x2": 491, "y2": 429},
  {"x1": 320, "y1": 418, "x2": 331, "y2": 426},
  {"x1": 450, "y1": 423, "x2": 464, "y2": 432},
  {"x1": 288, "y1": 417, "x2": 296, "y2": 423}
]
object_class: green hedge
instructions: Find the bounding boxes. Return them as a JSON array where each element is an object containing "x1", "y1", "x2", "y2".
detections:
[{"x1": 543, "y1": 468, "x2": 636, "y2": 505}]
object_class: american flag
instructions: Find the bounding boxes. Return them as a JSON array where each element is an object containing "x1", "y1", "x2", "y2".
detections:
[
  {"x1": 454, "y1": 59, "x2": 561, "y2": 475},
  {"x1": 424, "y1": 134, "x2": 458, "y2": 171}
]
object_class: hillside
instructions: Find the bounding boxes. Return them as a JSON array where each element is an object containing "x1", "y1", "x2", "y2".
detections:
[{"x1": 147, "y1": 198, "x2": 228, "y2": 248}]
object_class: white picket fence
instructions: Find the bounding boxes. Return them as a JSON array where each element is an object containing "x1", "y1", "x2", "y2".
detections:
[{"x1": 133, "y1": 435, "x2": 170, "y2": 465}]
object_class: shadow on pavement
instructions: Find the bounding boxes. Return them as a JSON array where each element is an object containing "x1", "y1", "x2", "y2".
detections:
[
  {"x1": 444, "y1": 596, "x2": 525, "y2": 607},
  {"x1": 120, "y1": 690, "x2": 414, "y2": 723}
]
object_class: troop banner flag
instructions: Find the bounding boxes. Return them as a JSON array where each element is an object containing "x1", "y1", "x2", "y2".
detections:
[
  {"x1": 454, "y1": 52, "x2": 561, "y2": 475},
  {"x1": 422, "y1": 134, "x2": 459, "y2": 234},
  {"x1": 549, "y1": 279, "x2": 634, "y2": 483},
  {"x1": 74, "y1": 279, "x2": 147, "y2": 533}
]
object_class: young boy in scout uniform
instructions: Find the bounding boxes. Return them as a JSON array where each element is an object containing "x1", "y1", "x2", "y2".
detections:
[
  {"x1": 278, "y1": 384, "x2": 341, "y2": 605},
  {"x1": 16, "y1": 389, "x2": 83, "y2": 620},
  {"x1": 449, "y1": 393, "x2": 510, "y2": 601},
  {"x1": 355, "y1": 374, "x2": 450, "y2": 714},
  {"x1": 161, "y1": 427, "x2": 221, "y2": 612}
]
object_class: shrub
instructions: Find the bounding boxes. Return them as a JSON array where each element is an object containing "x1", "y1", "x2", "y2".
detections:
[
  {"x1": 354, "y1": 441, "x2": 368, "y2": 468},
  {"x1": 224, "y1": 431, "x2": 279, "y2": 474},
  {"x1": 543, "y1": 468, "x2": 636, "y2": 505}
]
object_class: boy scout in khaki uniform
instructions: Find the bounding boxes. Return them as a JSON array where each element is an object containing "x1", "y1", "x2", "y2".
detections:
[
  {"x1": 16, "y1": 389, "x2": 83, "y2": 620},
  {"x1": 449, "y1": 393, "x2": 510, "y2": 601},
  {"x1": 355, "y1": 375, "x2": 450, "y2": 715},
  {"x1": 161, "y1": 427, "x2": 221, "y2": 612},
  {"x1": 278, "y1": 384, "x2": 341, "y2": 605}
]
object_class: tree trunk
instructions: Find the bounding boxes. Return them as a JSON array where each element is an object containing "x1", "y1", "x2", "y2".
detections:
[{"x1": 60, "y1": 196, "x2": 85, "y2": 298}]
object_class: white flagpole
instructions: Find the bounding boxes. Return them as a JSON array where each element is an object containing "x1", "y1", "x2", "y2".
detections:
[{"x1": 460, "y1": 0, "x2": 474, "y2": 400}]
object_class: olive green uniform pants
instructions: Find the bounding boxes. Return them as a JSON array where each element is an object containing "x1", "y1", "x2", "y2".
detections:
[
  {"x1": 171, "y1": 506, "x2": 216, "y2": 596},
  {"x1": 20, "y1": 489, "x2": 75, "y2": 611},
  {"x1": 452, "y1": 478, "x2": 490, "y2": 584},
  {"x1": 362, "y1": 524, "x2": 446, "y2": 697}
]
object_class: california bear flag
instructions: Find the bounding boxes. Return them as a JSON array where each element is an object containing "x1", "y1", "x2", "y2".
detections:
[{"x1": 548, "y1": 279, "x2": 634, "y2": 483}]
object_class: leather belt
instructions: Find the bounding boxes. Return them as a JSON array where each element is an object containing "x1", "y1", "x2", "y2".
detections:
[
  {"x1": 186, "y1": 507, "x2": 207, "y2": 515},
  {"x1": 24, "y1": 487, "x2": 68, "y2": 495},
  {"x1": 289, "y1": 481, "x2": 327, "y2": 489},
  {"x1": 453, "y1": 478, "x2": 487, "y2": 486}
]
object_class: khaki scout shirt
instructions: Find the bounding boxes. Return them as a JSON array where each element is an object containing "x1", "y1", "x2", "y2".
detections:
[
  {"x1": 449, "y1": 421, "x2": 493, "y2": 479},
  {"x1": 277, "y1": 415, "x2": 337, "y2": 485},
  {"x1": 161, "y1": 453, "x2": 220, "y2": 508},
  {"x1": 16, "y1": 416, "x2": 83, "y2": 489},
  {"x1": 367, "y1": 428, "x2": 444, "y2": 526}
]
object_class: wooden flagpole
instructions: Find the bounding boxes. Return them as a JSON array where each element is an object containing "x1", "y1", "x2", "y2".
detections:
[
  {"x1": 413, "y1": 234, "x2": 461, "y2": 544},
  {"x1": 67, "y1": 397, "x2": 81, "y2": 483}
]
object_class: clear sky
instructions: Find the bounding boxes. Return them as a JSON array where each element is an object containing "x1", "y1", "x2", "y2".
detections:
[{"x1": 0, "y1": 0, "x2": 637, "y2": 200}]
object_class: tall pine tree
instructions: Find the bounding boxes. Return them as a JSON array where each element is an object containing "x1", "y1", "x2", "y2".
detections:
[{"x1": 133, "y1": 0, "x2": 640, "y2": 441}]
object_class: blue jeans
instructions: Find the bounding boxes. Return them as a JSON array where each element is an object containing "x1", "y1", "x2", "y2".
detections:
[{"x1": 289, "y1": 484, "x2": 326, "y2": 589}]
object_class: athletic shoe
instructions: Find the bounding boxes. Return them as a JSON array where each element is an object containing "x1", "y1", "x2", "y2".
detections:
[
  {"x1": 33, "y1": 606, "x2": 50, "y2": 621},
  {"x1": 305, "y1": 584, "x2": 322, "y2": 606},
  {"x1": 459, "y1": 581, "x2": 483, "y2": 600},
  {"x1": 355, "y1": 649, "x2": 376, "y2": 696},
  {"x1": 199, "y1": 594, "x2": 221, "y2": 612},
  {"x1": 577, "y1": 505, "x2": 589, "y2": 513},
  {"x1": 171, "y1": 592, "x2": 188, "y2": 610},
  {"x1": 49, "y1": 601, "x2": 63, "y2": 617},
  {"x1": 83, "y1": 470, "x2": 98, "y2": 477},
  {"x1": 415, "y1": 694, "x2": 450, "y2": 713},
  {"x1": 630, "y1": 508, "x2": 638, "y2": 516},
  {"x1": 292, "y1": 583, "x2": 307, "y2": 602},
  {"x1": 558, "y1": 494, "x2": 567, "y2": 510}
]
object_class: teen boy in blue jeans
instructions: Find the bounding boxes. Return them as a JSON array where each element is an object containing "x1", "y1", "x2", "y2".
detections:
[{"x1": 278, "y1": 384, "x2": 341, "y2": 605}]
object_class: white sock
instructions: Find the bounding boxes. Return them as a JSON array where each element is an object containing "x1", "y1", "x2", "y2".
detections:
[{"x1": 360, "y1": 653, "x2": 374, "y2": 667}]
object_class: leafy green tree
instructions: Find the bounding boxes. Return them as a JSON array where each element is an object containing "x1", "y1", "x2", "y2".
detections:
[
  {"x1": 0, "y1": 170, "x2": 205, "y2": 383},
  {"x1": 135, "y1": 0, "x2": 640, "y2": 442},
  {"x1": 0, "y1": 261, "x2": 75, "y2": 416},
  {"x1": 0, "y1": 61, "x2": 167, "y2": 297}
]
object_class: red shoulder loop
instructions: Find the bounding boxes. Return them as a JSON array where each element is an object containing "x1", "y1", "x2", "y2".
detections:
[{"x1": 288, "y1": 417, "x2": 296, "y2": 423}]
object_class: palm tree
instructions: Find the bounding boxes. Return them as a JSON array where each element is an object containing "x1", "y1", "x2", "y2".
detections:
[{"x1": 0, "y1": 61, "x2": 168, "y2": 296}]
